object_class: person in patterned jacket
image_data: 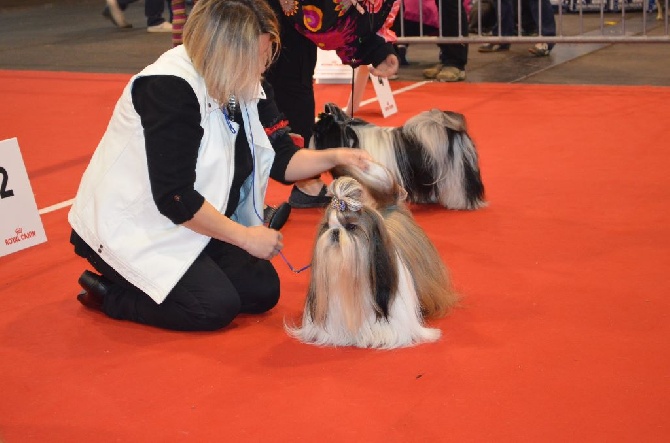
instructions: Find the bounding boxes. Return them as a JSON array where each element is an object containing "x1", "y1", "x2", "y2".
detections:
[{"x1": 265, "y1": 0, "x2": 400, "y2": 209}]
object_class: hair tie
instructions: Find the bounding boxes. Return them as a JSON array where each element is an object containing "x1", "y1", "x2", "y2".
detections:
[{"x1": 331, "y1": 197, "x2": 347, "y2": 212}]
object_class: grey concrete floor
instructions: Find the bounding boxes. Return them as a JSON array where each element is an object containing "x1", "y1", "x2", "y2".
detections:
[{"x1": 1, "y1": 0, "x2": 669, "y2": 85}]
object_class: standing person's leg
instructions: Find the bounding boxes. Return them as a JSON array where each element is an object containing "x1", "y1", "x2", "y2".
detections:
[
  {"x1": 265, "y1": 16, "x2": 317, "y2": 142},
  {"x1": 166, "y1": 0, "x2": 174, "y2": 23},
  {"x1": 171, "y1": 0, "x2": 186, "y2": 46},
  {"x1": 435, "y1": 0, "x2": 469, "y2": 81},
  {"x1": 479, "y1": 0, "x2": 514, "y2": 51},
  {"x1": 145, "y1": 0, "x2": 172, "y2": 31},
  {"x1": 527, "y1": 0, "x2": 556, "y2": 55},
  {"x1": 265, "y1": 6, "x2": 330, "y2": 208},
  {"x1": 103, "y1": 0, "x2": 137, "y2": 28}
]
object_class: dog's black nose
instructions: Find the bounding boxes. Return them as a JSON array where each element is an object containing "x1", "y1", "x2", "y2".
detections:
[{"x1": 330, "y1": 229, "x2": 340, "y2": 243}]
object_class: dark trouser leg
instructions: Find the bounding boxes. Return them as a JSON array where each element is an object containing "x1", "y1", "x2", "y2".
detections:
[
  {"x1": 527, "y1": 0, "x2": 556, "y2": 48},
  {"x1": 145, "y1": 0, "x2": 166, "y2": 26},
  {"x1": 264, "y1": 6, "x2": 317, "y2": 142},
  {"x1": 166, "y1": 0, "x2": 173, "y2": 23},
  {"x1": 437, "y1": 0, "x2": 469, "y2": 70},
  {"x1": 83, "y1": 240, "x2": 279, "y2": 331},
  {"x1": 203, "y1": 240, "x2": 280, "y2": 315},
  {"x1": 499, "y1": 0, "x2": 515, "y2": 37},
  {"x1": 116, "y1": 0, "x2": 139, "y2": 11}
]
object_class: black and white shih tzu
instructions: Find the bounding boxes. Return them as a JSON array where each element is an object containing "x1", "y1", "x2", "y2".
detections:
[
  {"x1": 310, "y1": 103, "x2": 486, "y2": 211},
  {"x1": 286, "y1": 161, "x2": 459, "y2": 349}
]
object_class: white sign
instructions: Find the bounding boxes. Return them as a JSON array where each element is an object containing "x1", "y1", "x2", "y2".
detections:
[
  {"x1": 314, "y1": 48, "x2": 353, "y2": 84},
  {"x1": 369, "y1": 73, "x2": 398, "y2": 118},
  {"x1": 0, "y1": 138, "x2": 47, "y2": 257}
]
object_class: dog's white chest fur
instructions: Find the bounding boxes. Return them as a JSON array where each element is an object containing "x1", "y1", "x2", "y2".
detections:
[{"x1": 290, "y1": 255, "x2": 440, "y2": 349}]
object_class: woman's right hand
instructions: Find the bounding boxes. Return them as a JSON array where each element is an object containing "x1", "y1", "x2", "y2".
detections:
[
  {"x1": 369, "y1": 54, "x2": 399, "y2": 78},
  {"x1": 244, "y1": 225, "x2": 284, "y2": 260}
]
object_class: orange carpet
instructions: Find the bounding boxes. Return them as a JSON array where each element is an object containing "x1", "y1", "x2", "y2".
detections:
[{"x1": 1, "y1": 70, "x2": 669, "y2": 442}]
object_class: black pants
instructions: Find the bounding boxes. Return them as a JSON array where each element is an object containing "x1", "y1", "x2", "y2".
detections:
[
  {"x1": 81, "y1": 238, "x2": 280, "y2": 331},
  {"x1": 116, "y1": 0, "x2": 170, "y2": 26},
  {"x1": 391, "y1": 0, "x2": 468, "y2": 70},
  {"x1": 437, "y1": 0, "x2": 469, "y2": 70},
  {"x1": 264, "y1": 1, "x2": 318, "y2": 142}
]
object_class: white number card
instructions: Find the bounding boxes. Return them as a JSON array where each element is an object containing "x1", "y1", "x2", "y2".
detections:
[
  {"x1": 0, "y1": 138, "x2": 47, "y2": 258},
  {"x1": 369, "y1": 73, "x2": 398, "y2": 118}
]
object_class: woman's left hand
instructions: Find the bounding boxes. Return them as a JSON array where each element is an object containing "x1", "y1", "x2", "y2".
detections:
[{"x1": 369, "y1": 54, "x2": 399, "y2": 78}]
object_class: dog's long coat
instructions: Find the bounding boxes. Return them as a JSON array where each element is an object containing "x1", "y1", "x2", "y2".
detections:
[
  {"x1": 286, "y1": 162, "x2": 459, "y2": 349},
  {"x1": 311, "y1": 103, "x2": 486, "y2": 210}
]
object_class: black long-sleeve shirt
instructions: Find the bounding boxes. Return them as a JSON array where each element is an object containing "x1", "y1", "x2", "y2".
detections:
[
  {"x1": 71, "y1": 76, "x2": 299, "y2": 256},
  {"x1": 131, "y1": 75, "x2": 299, "y2": 222}
]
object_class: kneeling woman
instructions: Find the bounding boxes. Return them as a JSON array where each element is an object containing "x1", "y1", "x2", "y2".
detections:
[{"x1": 68, "y1": 0, "x2": 369, "y2": 331}]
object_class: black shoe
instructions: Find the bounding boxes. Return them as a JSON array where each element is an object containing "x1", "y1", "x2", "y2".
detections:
[
  {"x1": 288, "y1": 185, "x2": 331, "y2": 209},
  {"x1": 76, "y1": 271, "x2": 112, "y2": 311}
]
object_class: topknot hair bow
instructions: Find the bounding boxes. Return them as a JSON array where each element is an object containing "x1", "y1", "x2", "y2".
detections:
[{"x1": 331, "y1": 197, "x2": 348, "y2": 212}]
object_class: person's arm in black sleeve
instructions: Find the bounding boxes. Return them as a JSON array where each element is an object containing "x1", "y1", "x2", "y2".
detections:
[
  {"x1": 356, "y1": 35, "x2": 396, "y2": 69},
  {"x1": 258, "y1": 79, "x2": 300, "y2": 184},
  {"x1": 132, "y1": 75, "x2": 205, "y2": 224},
  {"x1": 348, "y1": 0, "x2": 399, "y2": 76}
]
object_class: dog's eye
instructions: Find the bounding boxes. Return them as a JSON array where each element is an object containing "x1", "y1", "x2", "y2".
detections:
[{"x1": 344, "y1": 223, "x2": 357, "y2": 231}]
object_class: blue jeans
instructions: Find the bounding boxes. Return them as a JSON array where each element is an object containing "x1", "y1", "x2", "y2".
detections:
[
  {"x1": 524, "y1": 0, "x2": 556, "y2": 48},
  {"x1": 493, "y1": 0, "x2": 515, "y2": 38}
]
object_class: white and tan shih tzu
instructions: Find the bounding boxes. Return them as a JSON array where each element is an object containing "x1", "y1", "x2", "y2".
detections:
[
  {"x1": 286, "y1": 161, "x2": 459, "y2": 349},
  {"x1": 311, "y1": 103, "x2": 486, "y2": 211}
]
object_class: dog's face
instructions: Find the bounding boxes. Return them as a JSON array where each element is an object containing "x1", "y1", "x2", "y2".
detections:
[{"x1": 308, "y1": 176, "x2": 398, "y2": 331}]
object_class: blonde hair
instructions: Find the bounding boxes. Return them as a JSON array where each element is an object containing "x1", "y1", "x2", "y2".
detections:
[{"x1": 183, "y1": 0, "x2": 280, "y2": 103}]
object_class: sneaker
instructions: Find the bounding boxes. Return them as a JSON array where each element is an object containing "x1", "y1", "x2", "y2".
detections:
[
  {"x1": 288, "y1": 184, "x2": 331, "y2": 209},
  {"x1": 103, "y1": 0, "x2": 131, "y2": 28},
  {"x1": 528, "y1": 43, "x2": 551, "y2": 57},
  {"x1": 478, "y1": 43, "x2": 510, "y2": 53},
  {"x1": 147, "y1": 21, "x2": 173, "y2": 33},
  {"x1": 422, "y1": 63, "x2": 444, "y2": 80},
  {"x1": 436, "y1": 66, "x2": 466, "y2": 82}
]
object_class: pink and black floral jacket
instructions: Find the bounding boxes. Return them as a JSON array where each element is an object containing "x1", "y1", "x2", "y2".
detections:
[{"x1": 279, "y1": 0, "x2": 400, "y2": 67}]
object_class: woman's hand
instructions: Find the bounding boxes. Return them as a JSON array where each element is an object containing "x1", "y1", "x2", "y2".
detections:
[
  {"x1": 332, "y1": 148, "x2": 373, "y2": 170},
  {"x1": 183, "y1": 202, "x2": 283, "y2": 260},
  {"x1": 284, "y1": 147, "x2": 372, "y2": 182},
  {"x1": 369, "y1": 54, "x2": 399, "y2": 78},
  {"x1": 243, "y1": 225, "x2": 284, "y2": 260}
]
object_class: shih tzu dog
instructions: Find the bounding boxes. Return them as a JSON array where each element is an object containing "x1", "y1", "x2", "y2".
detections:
[
  {"x1": 286, "y1": 161, "x2": 459, "y2": 349},
  {"x1": 310, "y1": 103, "x2": 486, "y2": 211}
]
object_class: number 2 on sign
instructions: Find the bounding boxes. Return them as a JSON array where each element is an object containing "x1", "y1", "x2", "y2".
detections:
[{"x1": 0, "y1": 167, "x2": 15, "y2": 199}]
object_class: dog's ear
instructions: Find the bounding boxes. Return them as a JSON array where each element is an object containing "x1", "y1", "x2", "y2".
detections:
[
  {"x1": 311, "y1": 113, "x2": 339, "y2": 150},
  {"x1": 368, "y1": 213, "x2": 398, "y2": 320}
]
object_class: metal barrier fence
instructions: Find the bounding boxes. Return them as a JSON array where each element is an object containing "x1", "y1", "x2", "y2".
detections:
[{"x1": 395, "y1": 0, "x2": 670, "y2": 44}]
